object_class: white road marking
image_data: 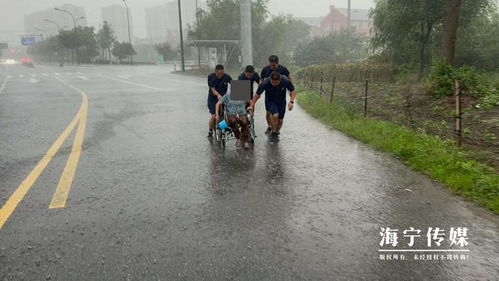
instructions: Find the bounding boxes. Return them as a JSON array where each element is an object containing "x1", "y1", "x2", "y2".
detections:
[
  {"x1": 29, "y1": 78, "x2": 39, "y2": 83},
  {"x1": 99, "y1": 74, "x2": 164, "y2": 91},
  {"x1": 0, "y1": 76, "x2": 10, "y2": 95},
  {"x1": 32, "y1": 74, "x2": 37, "y2": 77},
  {"x1": 6, "y1": 75, "x2": 12, "y2": 79},
  {"x1": 76, "y1": 72, "x2": 83, "y2": 75},
  {"x1": 19, "y1": 74, "x2": 24, "y2": 78},
  {"x1": 77, "y1": 76, "x2": 88, "y2": 80},
  {"x1": 54, "y1": 73, "x2": 60, "y2": 76}
]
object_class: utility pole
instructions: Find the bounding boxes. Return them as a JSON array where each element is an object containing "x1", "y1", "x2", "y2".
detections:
[
  {"x1": 347, "y1": 0, "x2": 351, "y2": 28},
  {"x1": 240, "y1": 0, "x2": 253, "y2": 67},
  {"x1": 196, "y1": 0, "x2": 201, "y2": 69},
  {"x1": 122, "y1": 0, "x2": 133, "y2": 65},
  {"x1": 178, "y1": 0, "x2": 186, "y2": 72}
]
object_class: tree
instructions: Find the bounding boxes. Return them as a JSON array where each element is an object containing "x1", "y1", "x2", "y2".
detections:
[
  {"x1": 371, "y1": 0, "x2": 492, "y2": 76},
  {"x1": 76, "y1": 26, "x2": 99, "y2": 63},
  {"x1": 112, "y1": 42, "x2": 136, "y2": 63},
  {"x1": 294, "y1": 28, "x2": 367, "y2": 66},
  {"x1": 441, "y1": 0, "x2": 462, "y2": 64},
  {"x1": 154, "y1": 42, "x2": 177, "y2": 62},
  {"x1": 188, "y1": 0, "x2": 269, "y2": 67},
  {"x1": 188, "y1": 0, "x2": 310, "y2": 68},
  {"x1": 253, "y1": 16, "x2": 310, "y2": 66},
  {"x1": 371, "y1": 0, "x2": 445, "y2": 78},
  {"x1": 97, "y1": 21, "x2": 116, "y2": 63},
  {"x1": 455, "y1": 10, "x2": 499, "y2": 71},
  {"x1": 58, "y1": 29, "x2": 79, "y2": 63}
]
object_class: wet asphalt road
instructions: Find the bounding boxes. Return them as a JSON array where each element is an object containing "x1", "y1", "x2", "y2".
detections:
[{"x1": 0, "y1": 64, "x2": 498, "y2": 281}]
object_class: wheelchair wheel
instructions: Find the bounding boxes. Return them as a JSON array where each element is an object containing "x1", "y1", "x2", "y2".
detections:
[{"x1": 215, "y1": 128, "x2": 223, "y2": 145}]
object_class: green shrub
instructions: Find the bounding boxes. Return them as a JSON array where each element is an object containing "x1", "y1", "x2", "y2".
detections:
[
  {"x1": 298, "y1": 90, "x2": 499, "y2": 213},
  {"x1": 426, "y1": 59, "x2": 488, "y2": 97}
]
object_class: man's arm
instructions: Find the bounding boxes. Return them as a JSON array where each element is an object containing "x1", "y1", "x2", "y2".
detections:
[
  {"x1": 250, "y1": 94, "x2": 261, "y2": 110},
  {"x1": 288, "y1": 90, "x2": 296, "y2": 111},
  {"x1": 215, "y1": 100, "x2": 222, "y2": 119},
  {"x1": 211, "y1": 87, "x2": 223, "y2": 99},
  {"x1": 284, "y1": 68, "x2": 292, "y2": 82}
]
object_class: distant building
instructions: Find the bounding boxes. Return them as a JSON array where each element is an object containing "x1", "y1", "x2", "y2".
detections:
[
  {"x1": 145, "y1": 6, "x2": 169, "y2": 43},
  {"x1": 145, "y1": 0, "x2": 199, "y2": 46},
  {"x1": 102, "y1": 4, "x2": 134, "y2": 43},
  {"x1": 24, "y1": 4, "x2": 87, "y2": 38},
  {"x1": 320, "y1": 6, "x2": 372, "y2": 36}
]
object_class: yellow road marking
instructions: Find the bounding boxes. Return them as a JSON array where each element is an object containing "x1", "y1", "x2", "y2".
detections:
[
  {"x1": 0, "y1": 77, "x2": 86, "y2": 229},
  {"x1": 49, "y1": 78, "x2": 88, "y2": 209}
]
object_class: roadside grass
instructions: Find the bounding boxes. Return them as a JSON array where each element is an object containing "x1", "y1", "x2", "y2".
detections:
[{"x1": 298, "y1": 90, "x2": 499, "y2": 213}]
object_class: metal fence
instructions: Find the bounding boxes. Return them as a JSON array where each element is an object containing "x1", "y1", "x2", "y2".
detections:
[{"x1": 296, "y1": 65, "x2": 499, "y2": 170}]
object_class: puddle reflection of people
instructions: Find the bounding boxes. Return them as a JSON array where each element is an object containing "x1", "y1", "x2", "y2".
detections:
[
  {"x1": 265, "y1": 144, "x2": 284, "y2": 187},
  {"x1": 208, "y1": 144, "x2": 257, "y2": 195}
]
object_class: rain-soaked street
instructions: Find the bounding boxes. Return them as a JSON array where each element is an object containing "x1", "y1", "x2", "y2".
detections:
[{"x1": 0, "y1": 64, "x2": 498, "y2": 280}]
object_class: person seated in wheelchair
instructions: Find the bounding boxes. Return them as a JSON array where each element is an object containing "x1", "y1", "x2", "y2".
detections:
[{"x1": 215, "y1": 89, "x2": 251, "y2": 149}]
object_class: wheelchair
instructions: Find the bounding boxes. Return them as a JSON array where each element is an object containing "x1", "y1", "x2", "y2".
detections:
[{"x1": 214, "y1": 80, "x2": 257, "y2": 147}]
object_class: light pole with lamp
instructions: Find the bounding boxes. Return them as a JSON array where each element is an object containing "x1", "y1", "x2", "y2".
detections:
[
  {"x1": 54, "y1": 7, "x2": 80, "y2": 64},
  {"x1": 122, "y1": 0, "x2": 133, "y2": 65}
]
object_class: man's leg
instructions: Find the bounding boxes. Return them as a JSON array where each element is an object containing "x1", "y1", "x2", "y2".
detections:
[
  {"x1": 208, "y1": 102, "x2": 216, "y2": 137},
  {"x1": 209, "y1": 115, "x2": 216, "y2": 130},
  {"x1": 228, "y1": 116, "x2": 242, "y2": 147},
  {"x1": 276, "y1": 101, "x2": 286, "y2": 135},
  {"x1": 239, "y1": 115, "x2": 250, "y2": 145},
  {"x1": 277, "y1": 119, "x2": 284, "y2": 132}
]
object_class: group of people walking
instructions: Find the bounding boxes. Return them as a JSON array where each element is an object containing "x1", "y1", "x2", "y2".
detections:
[{"x1": 207, "y1": 55, "x2": 297, "y2": 147}]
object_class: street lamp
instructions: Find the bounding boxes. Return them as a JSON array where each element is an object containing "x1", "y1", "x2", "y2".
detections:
[
  {"x1": 122, "y1": 0, "x2": 133, "y2": 65},
  {"x1": 54, "y1": 7, "x2": 76, "y2": 28},
  {"x1": 44, "y1": 19, "x2": 62, "y2": 31},
  {"x1": 76, "y1": 16, "x2": 86, "y2": 26}
]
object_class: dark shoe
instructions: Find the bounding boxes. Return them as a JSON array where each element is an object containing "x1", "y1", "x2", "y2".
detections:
[
  {"x1": 270, "y1": 132, "x2": 279, "y2": 143},
  {"x1": 265, "y1": 127, "x2": 272, "y2": 135},
  {"x1": 208, "y1": 130, "x2": 213, "y2": 138}
]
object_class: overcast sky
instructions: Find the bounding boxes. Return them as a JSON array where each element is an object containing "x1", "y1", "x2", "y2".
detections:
[{"x1": 0, "y1": 0, "x2": 374, "y2": 44}]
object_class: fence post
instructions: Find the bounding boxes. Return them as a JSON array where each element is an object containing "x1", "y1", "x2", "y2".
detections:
[
  {"x1": 310, "y1": 71, "x2": 314, "y2": 90},
  {"x1": 364, "y1": 79, "x2": 369, "y2": 117},
  {"x1": 320, "y1": 72, "x2": 324, "y2": 95},
  {"x1": 455, "y1": 80, "x2": 462, "y2": 147},
  {"x1": 330, "y1": 76, "x2": 336, "y2": 103}
]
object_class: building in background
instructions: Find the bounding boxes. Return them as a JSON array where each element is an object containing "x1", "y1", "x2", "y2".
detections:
[
  {"x1": 145, "y1": 0, "x2": 199, "y2": 46},
  {"x1": 102, "y1": 4, "x2": 134, "y2": 43},
  {"x1": 320, "y1": 5, "x2": 372, "y2": 36},
  {"x1": 24, "y1": 4, "x2": 87, "y2": 38}
]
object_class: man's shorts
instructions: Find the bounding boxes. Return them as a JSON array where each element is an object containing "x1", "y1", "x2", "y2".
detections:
[
  {"x1": 265, "y1": 99, "x2": 286, "y2": 119},
  {"x1": 208, "y1": 102, "x2": 216, "y2": 115},
  {"x1": 207, "y1": 95, "x2": 218, "y2": 115}
]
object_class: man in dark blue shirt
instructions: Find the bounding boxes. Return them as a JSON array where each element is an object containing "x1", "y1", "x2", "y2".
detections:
[
  {"x1": 237, "y1": 65, "x2": 262, "y2": 98},
  {"x1": 251, "y1": 71, "x2": 297, "y2": 143},
  {"x1": 260, "y1": 55, "x2": 291, "y2": 134},
  {"x1": 260, "y1": 55, "x2": 291, "y2": 81},
  {"x1": 207, "y1": 64, "x2": 232, "y2": 137}
]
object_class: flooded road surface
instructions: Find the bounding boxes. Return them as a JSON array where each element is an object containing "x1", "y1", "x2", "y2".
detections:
[{"x1": 0, "y1": 64, "x2": 498, "y2": 280}]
